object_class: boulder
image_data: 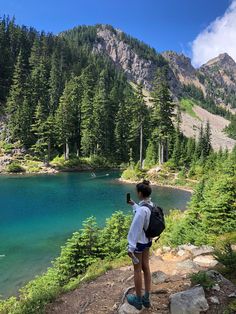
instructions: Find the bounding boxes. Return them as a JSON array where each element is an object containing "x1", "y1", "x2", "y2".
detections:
[
  {"x1": 170, "y1": 286, "x2": 209, "y2": 314},
  {"x1": 118, "y1": 302, "x2": 141, "y2": 314},
  {"x1": 191, "y1": 245, "x2": 214, "y2": 257},
  {"x1": 176, "y1": 259, "x2": 198, "y2": 271},
  {"x1": 209, "y1": 296, "x2": 220, "y2": 304},
  {"x1": 178, "y1": 244, "x2": 198, "y2": 252},
  {"x1": 206, "y1": 270, "x2": 229, "y2": 283},
  {"x1": 152, "y1": 271, "x2": 168, "y2": 284},
  {"x1": 193, "y1": 255, "x2": 218, "y2": 268}
]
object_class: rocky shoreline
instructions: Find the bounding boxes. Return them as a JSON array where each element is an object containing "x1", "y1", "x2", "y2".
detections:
[{"x1": 119, "y1": 177, "x2": 194, "y2": 193}]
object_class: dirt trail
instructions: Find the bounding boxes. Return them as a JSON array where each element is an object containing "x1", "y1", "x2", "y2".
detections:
[{"x1": 45, "y1": 252, "x2": 195, "y2": 314}]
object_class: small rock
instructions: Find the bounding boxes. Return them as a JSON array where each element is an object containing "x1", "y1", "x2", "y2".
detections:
[
  {"x1": 112, "y1": 303, "x2": 118, "y2": 310},
  {"x1": 176, "y1": 259, "x2": 198, "y2": 270},
  {"x1": 118, "y1": 302, "x2": 141, "y2": 314},
  {"x1": 209, "y1": 296, "x2": 220, "y2": 304},
  {"x1": 162, "y1": 246, "x2": 171, "y2": 253},
  {"x1": 231, "y1": 244, "x2": 236, "y2": 252},
  {"x1": 152, "y1": 271, "x2": 168, "y2": 285},
  {"x1": 177, "y1": 249, "x2": 186, "y2": 256},
  {"x1": 178, "y1": 244, "x2": 198, "y2": 252},
  {"x1": 155, "y1": 248, "x2": 162, "y2": 255},
  {"x1": 212, "y1": 284, "x2": 221, "y2": 291},
  {"x1": 193, "y1": 255, "x2": 218, "y2": 268},
  {"x1": 228, "y1": 292, "x2": 236, "y2": 298},
  {"x1": 170, "y1": 286, "x2": 209, "y2": 314}
]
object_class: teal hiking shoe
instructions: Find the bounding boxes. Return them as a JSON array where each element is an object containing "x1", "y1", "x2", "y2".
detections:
[
  {"x1": 142, "y1": 292, "x2": 151, "y2": 308},
  {"x1": 127, "y1": 294, "x2": 142, "y2": 310}
]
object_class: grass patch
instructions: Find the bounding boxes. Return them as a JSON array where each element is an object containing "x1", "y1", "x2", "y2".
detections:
[{"x1": 180, "y1": 98, "x2": 200, "y2": 120}]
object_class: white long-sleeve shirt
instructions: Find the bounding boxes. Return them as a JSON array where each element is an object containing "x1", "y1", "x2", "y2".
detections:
[{"x1": 127, "y1": 199, "x2": 152, "y2": 252}]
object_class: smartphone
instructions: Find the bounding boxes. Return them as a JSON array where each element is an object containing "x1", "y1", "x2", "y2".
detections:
[{"x1": 126, "y1": 193, "x2": 131, "y2": 203}]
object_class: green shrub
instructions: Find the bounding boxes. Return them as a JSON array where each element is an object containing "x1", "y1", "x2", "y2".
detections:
[
  {"x1": 7, "y1": 162, "x2": 25, "y2": 173},
  {"x1": 121, "y1": 167, "x2": 145, "y2": 181},
  {"x1": 190, "y1": 271, "x2": 215, "y2": 289},
  {"x1": 214, "y1": 233, "x2": 236, "y2": 277}
]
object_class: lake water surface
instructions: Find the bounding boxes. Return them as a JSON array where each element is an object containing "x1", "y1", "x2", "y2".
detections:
[{"x1": 0, "y1": 171, "x2": 191, "y2": 298}]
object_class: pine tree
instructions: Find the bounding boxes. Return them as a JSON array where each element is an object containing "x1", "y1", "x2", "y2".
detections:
[
  {"x1": 55, "y1": 78, "x2": 80, "y2": 159},
  {"x1": 30, "y1": 58, "x2": 50, "y2": 115},
  {"x1": 93, "y1": 72, "x2": 110, "y2": 156},
  {"x1": 114, "y1": 87, "x2": 134, "y2": 162},
  {"x1": 202, "y1": 120, "x2": 212, "y2": 157},
  {"x1": 195, "y1": 124, "x2": 204, "y2": 159},
  {"x1": 202, "y1": 174, "x2": 236, "y2": 238},
  {"x1": 171, "y1": 131, "x2": 182, "y2": 167},
  {"x1": 49, "y1": 51, "x2": 63, "y2": 114},
  {"x1": 31, "y1": 104, "x2": 55, "y2": 163},
  {"x1": 6, "y1": 50, "x2": 28, "y2": 143},
  {"x1": 150, "y1": 68, "x2": 175, "y2": 164},
  {"x1": 129, "y1": 84, "x2": 149, "y2": 167}
]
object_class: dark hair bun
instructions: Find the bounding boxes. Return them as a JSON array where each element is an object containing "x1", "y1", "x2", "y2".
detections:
[{"x1": 142, "y1": 180, "x2": 150, "y2": 186}]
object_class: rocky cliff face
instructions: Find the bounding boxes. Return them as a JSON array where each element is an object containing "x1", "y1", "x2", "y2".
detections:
[
  {"x1": 93, "y1": 25, "x2": 156, "y2": 90},
  {"x1": 161, "y1": 51, "x2": 236, "y2": 110},
  {"x1": 199, "y1": 53, "x2": 236, "y2": 109},
  {"x1": 93, "y1": 26, "x2": 236, "y2": 111},
  {"x1": 162, "y1": 51, "x2": 206, "y2": 95},
  {"x1": 93, "y1": 25, "x2": 181, "y2": 96}
]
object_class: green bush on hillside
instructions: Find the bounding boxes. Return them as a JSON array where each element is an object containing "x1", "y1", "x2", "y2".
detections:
[
  {"x1": 214, "y1": 233, "x2": 236, "y2": 277},
  {"x1": 190, "y1": 271, "x2": 215, "y2": 289},
  {"x1": 7, "y1": 162, "x2": 25, "y2": 173}
]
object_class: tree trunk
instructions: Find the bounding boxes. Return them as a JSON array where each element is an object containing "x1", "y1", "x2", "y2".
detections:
[
  {"x1": 65, "y1": 139, "x2": 69, "y2": 160},
  {"x1": 75, "y1": 142, "x2": 80, "y2": 157},
  {"x1": 46, "y1": 140, "x2": 51, "y2": 166},
  {"x1": 158, "y1": 142, "x2": 162, "y2": 165},
  {"x1": 161, "y1": 144, "x2": 164, "y2": 164},
  {"x1": 165, "y1": 139, "x2": 169, "y2": 161},
  {"x1": 139, "y1": 123, "x2": 143, "y2": 168}
]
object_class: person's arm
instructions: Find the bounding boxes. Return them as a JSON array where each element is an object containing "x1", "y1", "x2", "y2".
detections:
[{"x1": 127, "y1": 206, "x2": 146, "y2": 252}]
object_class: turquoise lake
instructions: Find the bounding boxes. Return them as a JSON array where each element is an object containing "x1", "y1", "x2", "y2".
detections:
[{"x1": 0, "y1": 171, "x2": 191, "y2": 298}]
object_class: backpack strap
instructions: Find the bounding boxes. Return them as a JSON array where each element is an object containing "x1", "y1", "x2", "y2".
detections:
[{"x1": 140, "y1": 202, "x2": 153, "y2": 238}]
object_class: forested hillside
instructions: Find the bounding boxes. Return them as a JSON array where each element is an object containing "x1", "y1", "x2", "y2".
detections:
[{"x1": 0, "y1": 18, "x2": 235, "y2": 169}]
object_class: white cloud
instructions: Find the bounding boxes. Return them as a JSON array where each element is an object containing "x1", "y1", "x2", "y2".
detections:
[{"x1": 191, "y1": 0, "x2": 236, "y2": 67}]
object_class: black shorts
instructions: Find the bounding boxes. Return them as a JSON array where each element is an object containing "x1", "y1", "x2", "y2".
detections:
[{"x1": 134, "y1": 241, "x2": 152, "y2": 253}]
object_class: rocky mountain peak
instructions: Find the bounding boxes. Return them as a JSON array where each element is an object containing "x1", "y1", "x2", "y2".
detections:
[
  {"x1": 202, "y1": 53, "x2": 236, "y2": 69},
  {"x1": 93, "y1": 25, "x2": 156, "y2": 90},
  {"x1": 200, "y1": 52, "x2": 236, "y2": 94},
  {"x1": 162, "y1": 50, "x2": 196, "y2": 78}
]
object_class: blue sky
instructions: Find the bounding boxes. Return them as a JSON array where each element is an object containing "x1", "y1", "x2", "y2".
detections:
[{"x1": 0, "y1": 0, "x2": 234, "y2": 64}]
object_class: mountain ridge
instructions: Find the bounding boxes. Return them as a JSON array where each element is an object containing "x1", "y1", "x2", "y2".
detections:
[
  {"x1": 61, "y1": 24, "x2": 236, "y2": 150},
  {"x1": 68, "y1": 24, "x2": 236, "y2": 111}
]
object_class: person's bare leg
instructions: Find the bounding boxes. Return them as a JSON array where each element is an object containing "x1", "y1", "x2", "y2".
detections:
[
  {"x1": 142, "y1": 248, "x2": 151, "y2": 293},
  {"x1": 133, "y1": 253, "x2": 143, "y2": 297}
]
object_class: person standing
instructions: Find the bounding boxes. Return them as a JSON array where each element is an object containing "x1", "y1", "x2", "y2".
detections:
[{"x1": 127, "y1": 180, "x2": 153, "y2": 310}]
